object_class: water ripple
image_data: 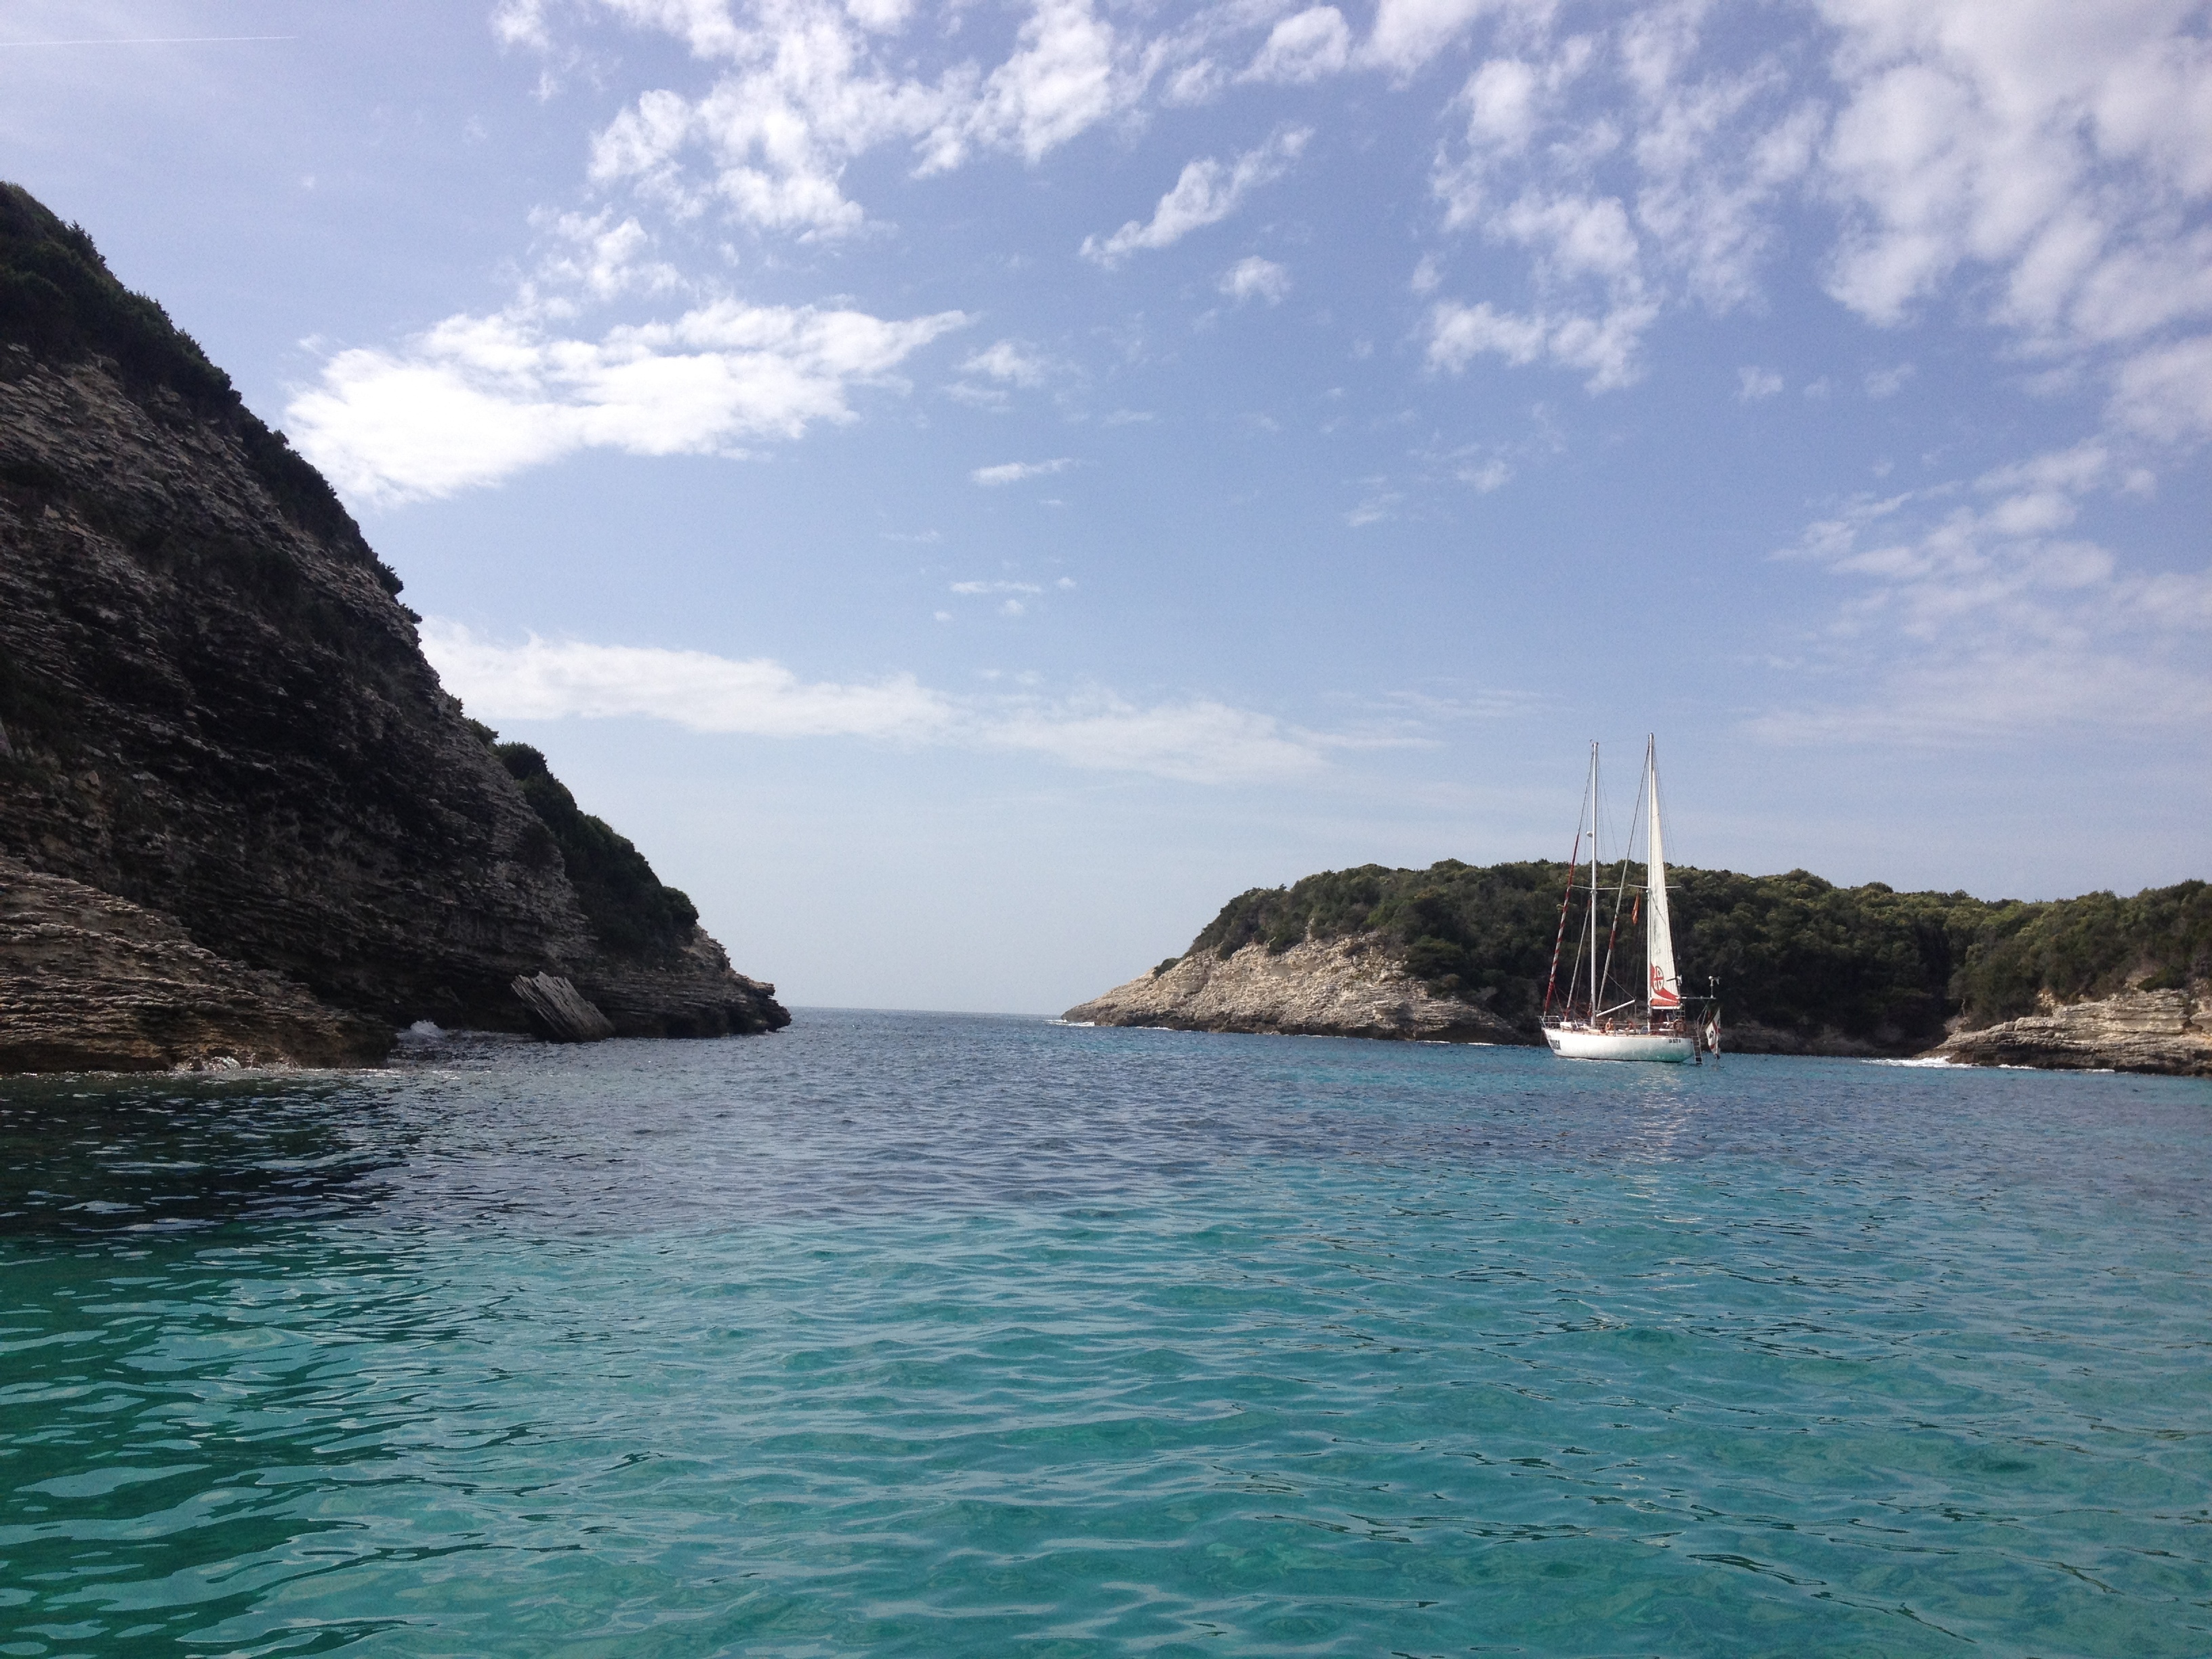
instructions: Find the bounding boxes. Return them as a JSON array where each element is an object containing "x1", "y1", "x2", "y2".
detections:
[{"x1": 0, "y1": 1011, "x2": 2207, "y2": 1656}]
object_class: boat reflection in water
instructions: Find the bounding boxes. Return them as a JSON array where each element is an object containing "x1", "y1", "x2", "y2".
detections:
[{"x1": 1540, "y1": 737, "x2": 1717, "y2": 1065}]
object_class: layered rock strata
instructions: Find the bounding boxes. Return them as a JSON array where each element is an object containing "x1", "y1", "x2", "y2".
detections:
[
  {"x1": 512, "y1": 972, "x2": 617, "y2": 1043},
  {"x1": 1065, "y1": 936, "x2": 1528, "y2": 1044},
  {"x1": 0, "y1": 184, "x2": 787, "y2": 1068},
  {"x1": 0, "y1": 856, "x2": 390, "y2": 1071},
  {"x1": 1935, "y1": 989, "x2": 2211, "y2": 1076}
]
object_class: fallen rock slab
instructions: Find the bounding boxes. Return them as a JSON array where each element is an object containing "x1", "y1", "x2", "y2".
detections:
[{"x1": 512, "y1": 972, "x2": 617, "y2": 1042}]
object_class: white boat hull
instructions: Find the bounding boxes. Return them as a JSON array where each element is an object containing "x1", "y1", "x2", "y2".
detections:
[{"x1": 1543, "y1": 1026, "x2": 1696, "y2": 1064}]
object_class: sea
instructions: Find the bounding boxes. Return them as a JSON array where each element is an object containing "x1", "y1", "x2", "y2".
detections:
[{"x1": 2, "y1": 1009, "x2": 2208, "y2": 1658}]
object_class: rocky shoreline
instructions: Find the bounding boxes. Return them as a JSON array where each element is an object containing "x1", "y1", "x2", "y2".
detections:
[
  {"x1": 1067, "y1": 934, "x2": 2211, "y2": 1078},
  {"x1": 1932, "y1": 989, "x2": 2211, "y2": 1076},
  {"x1": 0, "y1": 855, "x2": 391, "y2": 1073}
]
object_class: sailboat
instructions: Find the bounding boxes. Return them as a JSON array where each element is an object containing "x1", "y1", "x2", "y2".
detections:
[{"x1": 1540, "y1": 737, "x2": 1711, "y2": 1064}]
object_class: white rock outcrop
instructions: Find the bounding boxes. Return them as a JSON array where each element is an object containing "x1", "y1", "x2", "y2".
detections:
[
  {"x1": 1064, "y1": 935, "x2": 1528, "y2": 1044},
  {"x1": 1936, "y1": 987, "x2": 2211, "y2": 1076}
]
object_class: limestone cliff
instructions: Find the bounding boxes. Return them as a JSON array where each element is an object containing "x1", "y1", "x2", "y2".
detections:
[
  {"x1": 1064, "y1": 935, "x2": 1526, "y2": 1044},
  {"x1": 1935, "y1": 988, "x2": 2211, "y2": 1076},
  {"x1": 0, "y1": 182, "x2": 787, "y2": 1069}
]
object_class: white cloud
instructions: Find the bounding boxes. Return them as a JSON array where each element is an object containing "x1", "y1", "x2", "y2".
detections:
[
  {"x1": 950, "y1": 579, "x2": 1043, "y2": 594},
  {"x1": 970, "y1": 457, "x2": 1073, "y2": 485},
  {"x1": 960, "y1": 339, "x2": 1053, "y2": 387},
  {"x1": 1361, "y1": 0, "x2": 1520, "y2": 77},
  {"x1": 2111, "y1": 333, "x2": 2212, "y2": 442},
  {"x1": 1817, "y1": 0, "x2": 2212, "y2": 356},
  {"x1": 1498, "y1": 190, "x2": 1641, "y2": 282},
  {"x1": 1753, "y1": 438, "x2": 2212, "y2": 743},
  {"x1": 1426, "y1": 297, "x2": 1658, "y2": 390},
  {"x1": 571, "y1": 0, "x2": 1147, "y2": 238},
  {"x1": 289, "y1": 298, "x2": 968, "y2": 505},
  {"x1": 1738, "y1": 365, "x2": 1783, "y2": 400},
  {"x1": 1081, "y1": 127, "x2": 1311, "y2": 266},
  {"x1": 523, "y1": 0, "x2": 2212, "y2": 434},
  {"x1": 983, "y1": 695, "x2": 1328, "y2": 783},
  {"x1": 531, "y1": 209, "x2": 681, "y2": 300},
  {"x1": 1458, "y1": 456, "x2": 1512, "y2": 491},
  {"x1": 955, "y1": 0, "x2": 1128, "y2": 166},
  {"x1": 1420, "y1": 15, "x2": 1821, "y2": 399},
  {"x1": 1864, "y1": 361, "x2": 1916, "y2": 398},
  {"x1": 1244, "y1": 7, "x2": 1351, "y2": 84},
  {"x1": 1220, "y1": 255, "x2": 1291, "y2": 304},
  {"x1": 424, "y1": 620, "x2": 951, "y2": 740},
  {"x1": 423, "y1": 621, "x2": 1330, "y2": 783}
]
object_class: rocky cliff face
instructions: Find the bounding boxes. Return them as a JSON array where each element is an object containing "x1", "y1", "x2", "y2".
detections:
[
  {"x1": 1936, "y1": 988, "x2": 2211, "y2": 1076},
  {"x1": 0, "y1": 855, "x2": 390, "y2": 1072},
  {"x1": 1065, "y1": 935, "x2": 1527, "y2": 1044},
  {"x1": 0, "y1": 183, "x2": 786, "y2": 1068}
]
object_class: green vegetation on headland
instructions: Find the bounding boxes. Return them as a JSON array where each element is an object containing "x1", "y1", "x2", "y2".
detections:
[
  {"x1": 476, "y1": 730, "x2": 701, "y2": 958},
  {"x1": 1187, "y1": 863, "x2": 2211, "y2": 1051}
]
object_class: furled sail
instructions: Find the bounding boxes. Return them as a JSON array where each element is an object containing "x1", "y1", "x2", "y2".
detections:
[{"x1": 1645, "y1": 742, "x2": 1681, "y2": 1010}]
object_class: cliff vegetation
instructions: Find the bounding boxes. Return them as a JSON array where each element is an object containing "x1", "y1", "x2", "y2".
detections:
[{"x1": 491, "y1": 740, "x2": 701, "y2": 958}]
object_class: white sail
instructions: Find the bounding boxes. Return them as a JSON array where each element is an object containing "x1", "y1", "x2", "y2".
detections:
[{"x1": 1644, "y1": 739, "x2": 1681, "y2": 1011}]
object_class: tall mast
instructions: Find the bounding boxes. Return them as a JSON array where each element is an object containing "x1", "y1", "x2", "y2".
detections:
[{"x1": 1586, "y1": 740, "x2": 1600, "y2": 1020}]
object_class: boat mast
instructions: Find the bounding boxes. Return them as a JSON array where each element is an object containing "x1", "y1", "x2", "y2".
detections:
[
  {"x1": 1641, "y1": 737, "x2": 1652, "y2": 1019},
  {"x1": 1586, "y1": 740, "x2": 1600, "y2": 1021}
]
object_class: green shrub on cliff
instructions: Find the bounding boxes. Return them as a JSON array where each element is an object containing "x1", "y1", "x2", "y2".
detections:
[
  {"x1": 1187, "y1": 862, "x2": 2206, "y2": 1050},
  {"x1": 494, "y1": 743, "x2": 700, "y2": 958},
  {"x1": 1952, "y1": 882, "x2": 2211, "y2": 1022},
  {"x1": 0, "y1": 181, "x2": 388, "y2": 582}
]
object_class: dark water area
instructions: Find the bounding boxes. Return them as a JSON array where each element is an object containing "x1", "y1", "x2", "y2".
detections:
[{"x1": 1, "y1": 1011, "x2": 2208, "y2": 1656}]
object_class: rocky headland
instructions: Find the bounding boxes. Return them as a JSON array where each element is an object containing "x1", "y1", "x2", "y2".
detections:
[
  {"x1": 0, "y1": 182, "x2": 787, "y2": 1071},
  {"x1": 1068, "y1": 862, "x2": 2210, "y2": 1078},
  {"x1": 1066, "y1": 935, "x2": 1522, "y2": 1044},
  {"x1": 1933, "y1": 989, "x2": 2211, "y2": 1076}
]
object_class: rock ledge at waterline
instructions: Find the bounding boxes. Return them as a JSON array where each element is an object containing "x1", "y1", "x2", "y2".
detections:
[
  {"x1": 0, "y1": 181, "x2": 787, "y2": 1073},
  {"x1": 1932, "y1": 989, "x2": 2211, "y2": 1076}
]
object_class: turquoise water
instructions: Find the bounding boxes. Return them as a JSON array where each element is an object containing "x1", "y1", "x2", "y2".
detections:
[{"x1": 2, "y1": 1012, "x2": 2209, "y2": 1657}]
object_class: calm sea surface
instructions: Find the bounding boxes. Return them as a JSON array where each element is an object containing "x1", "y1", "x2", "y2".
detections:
[{"x1": 2, "y1": 1010, "x2": 2209, "y2": 1658}]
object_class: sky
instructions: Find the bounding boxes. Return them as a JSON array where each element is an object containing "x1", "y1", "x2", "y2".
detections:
[{"x1": 5, "y1": 0, "x2": 2209, "y2": 1014}]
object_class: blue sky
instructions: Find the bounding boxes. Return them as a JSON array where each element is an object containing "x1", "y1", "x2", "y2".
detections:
[{"x1": 7, "y1": 0, "x2": 2209, "y2": 1012}]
